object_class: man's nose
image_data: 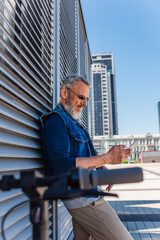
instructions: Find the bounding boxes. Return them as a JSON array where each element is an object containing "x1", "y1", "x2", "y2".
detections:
[{"x1": 83, "y1": 99, "x2": 88, "y2": 106}]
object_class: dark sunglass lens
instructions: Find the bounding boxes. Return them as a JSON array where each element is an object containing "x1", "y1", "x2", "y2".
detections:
[{"x1": 79, "y1": 95, "x2": 85, "y2": 100}]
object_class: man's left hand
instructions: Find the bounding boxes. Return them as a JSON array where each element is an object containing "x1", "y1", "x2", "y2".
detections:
[{"x1": 99, "y1": 166, "x2": 113, "y2": 192}]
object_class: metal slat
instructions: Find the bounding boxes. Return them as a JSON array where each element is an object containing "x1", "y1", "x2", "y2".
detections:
[
  {"x1": 38, "y1": 0, "x2": 52, "y2": 25},
  {"x1": 0, "y1": 116, "x2": 39, "y2": 139},
  {"x1": 0, "y1": 104, "x2": 40, "y2": 130},
  {"x1": 0, "y1": 158, "x2": 44, "y2": 172},
  {"x1": 58, "y1": 202, "x2": 73, "y2": 240},
  {"x1": 5, "y1": 0, "x2": 51, "y2": 62},
  {"x1": 1, "y1": 80, "x2": 50, "y2": 113},
  {"x1": 3, "y1": 215, "x2": 31, "y2": 240},
  {"x1": 1, "y1": 0, "x2": 53, "y2": 239},
  {"x1": 0, "y1": 5, "x2": 50, "y2": 68},
  {"x1": 0, "y1": 189, "x2": 23, "y2": 203},
  {"x1": 0, "y1": 144, "x2": 42, "y2": 158},
  {"x1": 14, "y1": 0, "x2": 52, "y2": 62},
  {"x1": 20, "y1": 0, "x2": 52, "y2": 46},
  {"x1": 0, "y1": 192, "x2": 27, "y2": 217},
  {"x1": 12, "y1": 225, "x2": 32, "y2": 240},
  {"x1": 26, "y1": 0, "x2": 52, "y2": 46},
  {"x1": 1, "y1": 52, "x2": 52, "y2": 100},
  {"x1": 1, "y1": 68, "x2": 52, "y2": 109},
  {"x1": 0, "y1": 204, "x2": 30, "y2": 231},
  {"x1": 1, "y1": 91, "x2": 41, "y2": 119},
  {"x1": 25, "y1": 0, "x2": 51, "y2": 42},
  {"x1": 0, "y1": 131, "x2": 41, "y2": 149},
  {"x1": 1, "y1": 23, "x2": 51, "y2": 80},
  {"x1": 0, "y1": 4, "x2": 51, "y2": 76},
  {"x1": 1, "y1": 37, "x2": 52, "y2": 92}
]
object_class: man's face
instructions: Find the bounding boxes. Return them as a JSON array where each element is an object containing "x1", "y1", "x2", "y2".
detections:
[{"x1": 64, "y1": 81, "x2": 90, "y2": 120}]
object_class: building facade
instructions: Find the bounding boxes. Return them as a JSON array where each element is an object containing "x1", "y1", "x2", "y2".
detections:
[
  {"x1": 91, "y1": 63, "x2": 112, "y2": 136},
  {"x1": 0, "y1": 0, "x2": 91, "y2": 239},
  {"x1": 141, "y1": 151, "x2": 160, "y2": 163},
  {"x1": 93, "y1": 134, "x2": 160, "y2": 162},
  {"x1": 92, "y1": 53, "x2": 118, "y2": 136}
]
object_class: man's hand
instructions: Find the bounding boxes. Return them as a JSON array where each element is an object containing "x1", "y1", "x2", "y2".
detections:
[
  {"x1": 104, "y1": 145, "x2": 132, "y2": 165},
  {"x1": 76, "y1": 145, "x2": 132, "y2": 169}
]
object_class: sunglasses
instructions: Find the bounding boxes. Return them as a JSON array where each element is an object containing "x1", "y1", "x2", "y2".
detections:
[{"x1": 66, "y1": 87, "x2": 90, "y2": 101}]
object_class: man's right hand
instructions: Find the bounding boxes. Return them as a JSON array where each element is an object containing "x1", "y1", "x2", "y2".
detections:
[
  {"x1": 104, "y1": 145, "x2": 132, "y2": 165},
  {"x1": 76, "y1": 145, "x2": 132, "y2": 169}
]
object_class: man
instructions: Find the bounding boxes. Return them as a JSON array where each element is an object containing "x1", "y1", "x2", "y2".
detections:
[{"x1": 41, "y1": 74, "x2": 133, "y2": 240}]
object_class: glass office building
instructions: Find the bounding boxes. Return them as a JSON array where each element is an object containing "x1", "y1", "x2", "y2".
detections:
[
  {"x1": 92, "y1": 53, "x2": 118, "y2": 136},
  {"x1": 91, "y1": 64, "x2": 112, "y2": 136}
]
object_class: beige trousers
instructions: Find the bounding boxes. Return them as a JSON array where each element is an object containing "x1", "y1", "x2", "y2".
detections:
[{"x1": 68, "y1": 198, "x2": 133, "y2": 240}]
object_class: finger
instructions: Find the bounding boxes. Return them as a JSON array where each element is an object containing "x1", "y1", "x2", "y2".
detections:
[
  {"x1": 106, "y1": 185, "x2": 113, "y2": 192},
  {"x1": 121, "y1": 148, "x2": 132, "y2": 154},
  {"x1": 100, "y1": 166, "x2": 108, "y2": 170},
  {"x1": 116, "y1": 145, "x2": 126, "y2": 149}
]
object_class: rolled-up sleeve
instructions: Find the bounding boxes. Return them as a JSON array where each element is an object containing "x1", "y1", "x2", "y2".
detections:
[{"x1": 41, "y1": 113, "x2": 76, "y2": 175}]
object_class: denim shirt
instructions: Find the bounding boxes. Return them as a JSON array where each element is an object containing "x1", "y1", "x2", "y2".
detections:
[
  {"x1": 40, "y1": 104, "x2": 99, "y2": 209},
  {"x1": 40, "y1": 103, "x2": 97, "y2": 175}
]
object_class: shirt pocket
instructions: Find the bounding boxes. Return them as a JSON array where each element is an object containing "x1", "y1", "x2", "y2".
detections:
[
  {"x1": 71, "y1": 132, "x2": 89, "y2": 143},
  {"x1": 70, "y1": 131, "x2": 89, "y2": 157}
]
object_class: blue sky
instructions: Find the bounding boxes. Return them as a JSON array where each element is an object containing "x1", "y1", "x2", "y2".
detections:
[{"x1": 81, "y1": 0, "x2": 160, "y2": 135}]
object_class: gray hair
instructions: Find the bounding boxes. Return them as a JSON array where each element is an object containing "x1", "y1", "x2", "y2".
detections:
[{"x1": 60, "y1": 74, "x2": 90, "y2": 90}]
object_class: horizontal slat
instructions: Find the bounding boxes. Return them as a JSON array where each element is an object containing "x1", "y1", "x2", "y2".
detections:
[
  {"x1": 3, "y1": 0, "x2": 51, "y2": 63},
  {"x1": 37, "y1": 0, "x2": 52, "y2": 26},
  {"x1": 20, "y1": 0, "x2": 52, "y2": 49},
  {"x1": 1, "y1": 104, "x2": 40, "y2": 130},
  {"x1": 1, "y1": 63, "x2": 52, "y2": 107},
  {"x1": 0, "y1": 36, "x2": 52, "y2": 92},
  {"x1": 61, "y1": 222, "x2": 73, "y2": 240},
  {"x1": 0, "y1": 192, "x2": 28, "y2": 217},
  {"x1": 58, "y1": 202, "x2": 73, "y2": 240},
  {"x1": 0, "y1": 158, "x2": 44, "y2": 172},
  {"x1": 1, "y1": 91, "x2": 41, "y2": 119},
  {"x1": 0, "y1": 144, "x2": 42, "y2": 158},
  {"x1": 12, "y1": 224, "x2": 32, "y2": 240},
  {"x1": 26, "y1": 236, "x2": 32, "y2": 240},
  {"x1": 0, "y1": 189, "x2": 23, "y2": 203},
  {"x1": 1, "y1": 52, "x2": 52, "y2": 101},
  {"x1": 1, "y1": 80, "x2": 49, "y2": 113},
  {"x1": 18, "y1": 0, "x2": 52, "y2": 51},
  {"x1": 0, "y1": 131, "x2": 41, "y2": 148},
  {"x1": 0, "y1": 116, "x2": 40, "y2": 139},
  {"x1": 0, "y1": 207, "x2": 30, "y2": 235},
  {"x1": 3, "y1": 214, "x2": 31, "y2": 240},
  {"x1": 1, "y1": 0, "x2": 53, "y2": 239},
  {"x1": 1, "y1": 24, "x2": 51, "y2": 82},
  {"x1": 22, "y1": 0, "x2": 51, "y2": 46}
]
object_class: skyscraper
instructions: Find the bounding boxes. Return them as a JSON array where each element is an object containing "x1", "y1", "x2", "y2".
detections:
[
  {"x1": 158, "y1": 101, "x2": 160, "y2": 133},
  {"x1": 92, "y1": 53, "x2": 118, "y2": 136},
  {"x1": 91, "y1": 63, "x2": 112, "y2": 136}
]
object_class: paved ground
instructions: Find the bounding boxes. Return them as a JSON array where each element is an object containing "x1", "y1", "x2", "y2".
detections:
[{"x1": 103, "y1": 163, "x2": 160, "y2": 240}]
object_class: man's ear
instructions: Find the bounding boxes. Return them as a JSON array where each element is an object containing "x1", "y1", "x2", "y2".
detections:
[{"x1": 60, "y1": 88, "x2": 68, "y2": 99}]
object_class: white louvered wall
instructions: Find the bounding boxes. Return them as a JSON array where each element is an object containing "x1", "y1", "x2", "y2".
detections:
[
  {"x1": 1, "y1": 0, "x2": 92, "y2": 239},
  {"x1": 0, "y1": 0, "x2": 54, "y2": 239}
]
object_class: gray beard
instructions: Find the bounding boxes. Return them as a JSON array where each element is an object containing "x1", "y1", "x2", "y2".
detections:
[{"x1": 64, "y1": 104, "x2": 82, "y2": 120}]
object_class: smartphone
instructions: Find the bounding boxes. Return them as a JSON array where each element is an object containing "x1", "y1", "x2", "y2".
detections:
[{"x1": 128, "y1": 141, "x2": 138, "y2": 149}]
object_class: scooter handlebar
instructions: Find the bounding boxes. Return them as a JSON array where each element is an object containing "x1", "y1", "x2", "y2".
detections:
[{"x1": 90, "y1": 167, "x2": 143, "y2": 188}]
